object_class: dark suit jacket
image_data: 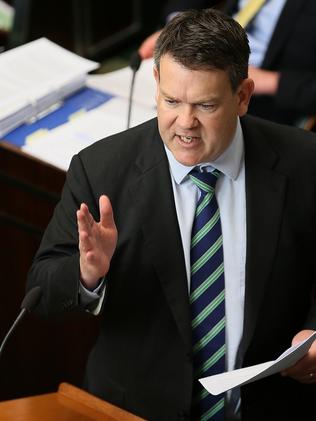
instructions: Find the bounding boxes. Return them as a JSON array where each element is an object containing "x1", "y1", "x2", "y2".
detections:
[
  {"x1": 162, "y1": 0, "x2": 316, "y2": 126},
  {"x1": 27, "y1": 116, "x2": 316, "y2": 420}
]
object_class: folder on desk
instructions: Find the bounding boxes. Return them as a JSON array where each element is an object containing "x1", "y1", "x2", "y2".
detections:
[
  {"x1": 0, "y1": 37, "x2": 99, "y2": 138},
  {"x1": 3, "y1": 53, "x2": 157, "y2": 172},
  {"x1": 5, "y1": 87, "x2": 113, "y2": 147}
]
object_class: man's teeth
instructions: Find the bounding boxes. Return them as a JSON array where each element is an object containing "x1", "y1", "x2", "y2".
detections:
[{"x1": 180, "y1": 135, "x2": 194, "y2": 143}]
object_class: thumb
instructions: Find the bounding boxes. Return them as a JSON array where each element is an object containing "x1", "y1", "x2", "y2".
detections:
[
  {"x1": 99, "y1": 195, "x2": 115, "y2": 228},
  {"x1": 292, "y1": 330, "x2": 315, "y2": 346}
]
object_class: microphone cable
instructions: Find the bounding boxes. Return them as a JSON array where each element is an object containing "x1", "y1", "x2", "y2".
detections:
[{"x1": 127, "y1": 51, "x2": 142, "y2": 129}]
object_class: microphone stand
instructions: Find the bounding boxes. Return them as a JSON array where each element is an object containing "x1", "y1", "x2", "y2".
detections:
[
  {"x1": 127, "y1": 51, "x2": 142, "y2": 129},
  {"x1": 0, "y1": 309, "x2": 27, "y2": 358},
  {"x1": 0, "y1": 286, "x2": 42, "y2": 360}
]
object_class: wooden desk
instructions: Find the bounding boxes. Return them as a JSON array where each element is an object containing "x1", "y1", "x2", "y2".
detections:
[
  {"x1": 0, "y1": 383, "x2": 146, "y2": 421},
  {"x1": 0, "y1": 142, "x2": 99, "y2": 401}
]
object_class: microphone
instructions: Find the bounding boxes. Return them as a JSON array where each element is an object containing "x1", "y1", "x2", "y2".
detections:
[
  {"x1": 127, "y1": 51, "x2": 142, "y2": 129},
  {"x1": 0, "y1": 286, "x2": 42, "y2": 359},
  {"x1": 130, "y1": 50, "x2": 142, "y2": 73}
]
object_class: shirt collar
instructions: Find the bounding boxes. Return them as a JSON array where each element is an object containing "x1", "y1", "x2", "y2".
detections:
[{"x1": 164, "y1": 118, "x2": 244, "y2": 185}]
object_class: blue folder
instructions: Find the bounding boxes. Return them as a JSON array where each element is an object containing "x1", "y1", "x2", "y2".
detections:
[{"x1": 5, "y1": 87, "x2": 113, "y2": 148}]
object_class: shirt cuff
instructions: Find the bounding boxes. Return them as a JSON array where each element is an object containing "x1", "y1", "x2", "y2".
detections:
[{"x1": 79, "y1": 278, "x2": 106, "y2": 315}]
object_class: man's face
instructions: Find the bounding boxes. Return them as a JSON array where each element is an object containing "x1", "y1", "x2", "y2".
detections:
[{"x1": 154, "y1": 54, "x2": 254, "y2": 166}]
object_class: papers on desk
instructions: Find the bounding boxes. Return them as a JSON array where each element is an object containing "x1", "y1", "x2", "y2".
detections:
[
  {"x1": 18, "y1": 58, "x2": 157, "y2": 171},
  {"x1": 0, "y1": 38, "x2": 98, "y2": 137},
  {"x1": 22, "y1": 97, "x2": 156, "y2": 171},
  {"x1": 199, "y1": 331, "x2": 316, "y2": 395},
  {"x1": 87, "y1": 58, "x2": 156, "y2": 109},
  {"x1": 5, "y1": 87, "x2": 113, "y2": 148},
  {"x1": 2, "y1": 49, "x2": 157, "y2": 170}
]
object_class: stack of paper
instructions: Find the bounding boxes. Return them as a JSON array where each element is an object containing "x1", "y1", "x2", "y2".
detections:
[
  {"x1": 0, "y1": 37, "x2": 99, "y2": 137},
  {"x1": 16, "y1": 58, "x2": 157, "y2": 171},
  {"x1": 21, "y1": 97, "x2": 156, "y2": 171}
]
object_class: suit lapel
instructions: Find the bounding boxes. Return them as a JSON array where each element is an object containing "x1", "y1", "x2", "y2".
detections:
[
  {"x1": 129, "y1": 127, "x2": 192, "y2": 351},
  {"x1": 126, "y1": 116, "x2": 289, "y2": 357},
  {"x1": 240, "y1": 116, "x2": 288, "y2": 355},
  {"x1": 262, "y1": 0, "x2": 306, "y2": 67}
]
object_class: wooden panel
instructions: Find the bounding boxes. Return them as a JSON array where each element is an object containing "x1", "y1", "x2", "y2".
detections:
[{"x1": 0, "y1": 142, "x2": 99, "y2": 401}]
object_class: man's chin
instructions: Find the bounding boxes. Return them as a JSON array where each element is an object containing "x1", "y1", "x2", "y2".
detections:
[{"x1": 172, "y1": 152, "x2": 201, "y2": 167}]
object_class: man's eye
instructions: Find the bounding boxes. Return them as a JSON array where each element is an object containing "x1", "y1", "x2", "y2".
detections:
[
  {"x1": 200, "y1": 104, "x2": 215, "y2": 110},
  {"x1": 165, "y1": 99, "x2": 177, "y2": 105}
]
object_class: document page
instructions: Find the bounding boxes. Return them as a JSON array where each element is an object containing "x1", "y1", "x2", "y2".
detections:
[
  {"x1": 0, "y1": 38, "x2": 99, "y2": 137},
  {"x1": 22, "y1": 97, "x2": 156, "y2": 171},
  {"x1": 199, "y1": 331, "x2": 316, "y2": 395},
  {"x1": 87, "y1": 58, "x2": 156, "y2": 109}
]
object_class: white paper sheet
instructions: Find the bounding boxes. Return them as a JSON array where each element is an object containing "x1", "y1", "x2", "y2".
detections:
[
  {"x1": 199, "y1": 331, "x2": 316, "y2": 395},
  {"x1": 87, "y1": 58, "x2": 156, "y2": 109},
  {"x1": 0, "y1": 38, "x2": 99, "y2": 136},
  {"x1": 22, "y1": 97, "x2": 156, "y2": 171}
]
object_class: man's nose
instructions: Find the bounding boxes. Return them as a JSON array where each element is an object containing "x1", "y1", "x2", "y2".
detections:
[{"x1": 177, "y1": 106, "x2": 198, "y2": 129}]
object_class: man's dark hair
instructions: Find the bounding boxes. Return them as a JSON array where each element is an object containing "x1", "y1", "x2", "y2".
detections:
[{"x1": 154, "y1": 8, "x2": 250, "y2": 91}]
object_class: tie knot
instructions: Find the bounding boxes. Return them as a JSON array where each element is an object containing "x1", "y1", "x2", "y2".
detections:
[{"x1": 189, "y1": 168, "x2": 220, "y2": 193}]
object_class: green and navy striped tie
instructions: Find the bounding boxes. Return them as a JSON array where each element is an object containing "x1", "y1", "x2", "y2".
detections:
[{"x1": 190, "y1": 168, "x2": 225, "y2": 421}]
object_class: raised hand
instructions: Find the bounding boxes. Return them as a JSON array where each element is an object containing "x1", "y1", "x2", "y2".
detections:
[{"x1": 77, "y1": 195, "x2": 118, "y2": 290}]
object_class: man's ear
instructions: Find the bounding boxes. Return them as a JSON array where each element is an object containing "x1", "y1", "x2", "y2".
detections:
[
  {"x1": 153, "y1": 66, "x2": 160, "y2": 102},
  {"x1": 153, "y1": 65, "x2": 160, "y2": 82},
  {"x1": 237, "y1": 78, "x2": 254, "y2": 117}
]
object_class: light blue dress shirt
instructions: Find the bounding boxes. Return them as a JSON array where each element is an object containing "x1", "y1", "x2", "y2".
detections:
[{"x1": 165, "y1": 118, "x2": 246, "y2": 419}]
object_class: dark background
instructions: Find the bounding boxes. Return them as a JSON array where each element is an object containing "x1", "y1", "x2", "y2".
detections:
[
  {"x1": 4, "y1": 0, "x2": 169, "y2": 60},
  {"x1": 0, "y1": 0, "x2": 168, "y2": 403}
]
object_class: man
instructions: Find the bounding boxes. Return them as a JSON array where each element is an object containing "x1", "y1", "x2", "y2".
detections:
[
  {"x1": 27, "y1": 8, "x2": 316, "y2": 421},
  {"x1": 139, "y1": 0, "x2": 316, "y2": 128}
]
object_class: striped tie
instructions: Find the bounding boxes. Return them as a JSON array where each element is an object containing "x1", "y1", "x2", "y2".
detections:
[{"x1": 189, "y1": 168, "x2": 225, "y2": 421}]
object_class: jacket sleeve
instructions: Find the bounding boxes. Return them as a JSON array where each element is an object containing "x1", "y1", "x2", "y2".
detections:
[{"x1": 26, "y1": 153, "x2": 99, "y2": 317}]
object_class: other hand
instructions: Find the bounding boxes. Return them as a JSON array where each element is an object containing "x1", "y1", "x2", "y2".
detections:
[{"x1": 281, "y1": 329, "x2": 316, "y2": 384}]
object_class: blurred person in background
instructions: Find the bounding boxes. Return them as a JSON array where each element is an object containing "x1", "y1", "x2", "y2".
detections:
[{"x1": 140, "y1": 0, "x2": 316, "y2": 128}]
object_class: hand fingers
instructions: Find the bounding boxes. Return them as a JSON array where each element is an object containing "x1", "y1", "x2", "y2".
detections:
[
  {"x1": 282, "y1": 358, "x2": 316, "y2": 383},
  {"x1": 77, "y1": 204, "x2": 95, "y2": 256},
  {"x1": 290, "y1": 371, "x2": 316, "y2": 384},
  {"x1": 77, "y1": 203, "x2": 94, "y2": 231},
  {"x1": 99, "y1": 195, "x2": 116, "y2": 228},
  {"x1": 78, "y1": 229, "x2": 92, "y2": 254},
  {"x1": 305, "y1": 372, "x2": 316, "y2": 383},
  {"x1": 77, "y1": 197, "x2": 117, "y2": 257},
  {"x1": 77, "y1": 197, "x2": 115, "y2": 231},
  {"x1": 77, "y1": 205, "x2": 93, "y2": 252}
]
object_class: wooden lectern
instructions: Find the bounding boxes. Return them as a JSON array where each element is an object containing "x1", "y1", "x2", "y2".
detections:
[{"x1": 0, "y1": 382, "x2": 146, "y2": 421}]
